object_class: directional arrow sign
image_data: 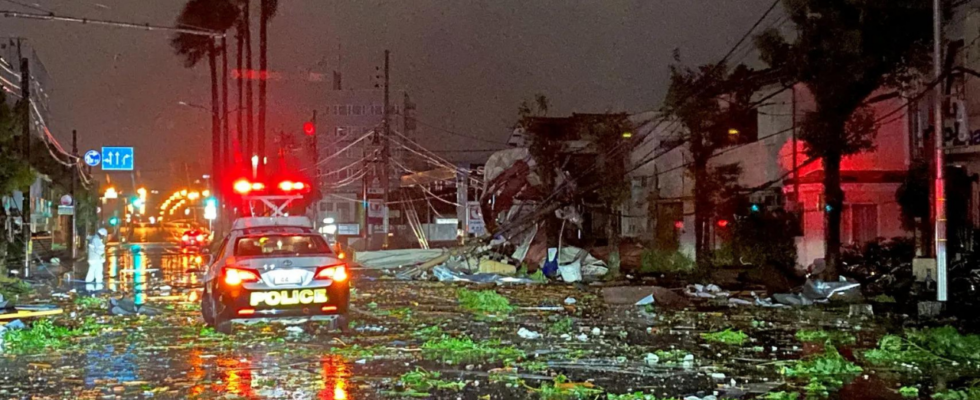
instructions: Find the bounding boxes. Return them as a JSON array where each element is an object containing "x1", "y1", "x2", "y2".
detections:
[{"x1": 101, "y1": 147, "x2": 134, "y2": 171}]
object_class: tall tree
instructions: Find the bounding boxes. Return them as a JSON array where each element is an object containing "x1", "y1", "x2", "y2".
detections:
[
  {"x1": 257, "y1": 0, "x2": 279, "y2": 178},
  {"x1": 754, "y1": 0, "x2": 937, "y2": 277},
  {"x1": 661, "y1": 61, "x2": 756, "y2": 267},
  {"x1": 575, "y1": 114, "x2": 633, "y2": 277},
  {"x1": 0, "y1": 92, "x2": 33, "y2": 196},
  {"x1": 235, "y1": 15, "x2": 244, "y2": 166},
  {"x1": 171, "y1": 0, "x2": 238, "y2": 187},
  {"x1": 243, "y1": 0, "x2": 254, "y2": 166}
]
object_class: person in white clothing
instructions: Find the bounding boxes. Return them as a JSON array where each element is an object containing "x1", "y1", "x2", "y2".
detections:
[{"x1": 85, "y1": 228, "x2": 107, "y2": 291}]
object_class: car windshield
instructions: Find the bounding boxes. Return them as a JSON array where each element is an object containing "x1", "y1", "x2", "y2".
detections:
[{"x1": 234, "y1": 235, "x2": 330, "y2": 257}]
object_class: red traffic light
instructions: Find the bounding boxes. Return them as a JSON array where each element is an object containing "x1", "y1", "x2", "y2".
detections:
[
  {"x1": 716, "y1": 219, "x2": 730, "y2": 228},
  {"x1": 673, "y1": 220, "x2": 684, "y2": 229},
  {"x1": 303, "y1": 121, "x2": 315, "y2": 136}
]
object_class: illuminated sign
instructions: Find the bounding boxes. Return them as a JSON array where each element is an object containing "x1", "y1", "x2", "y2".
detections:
[
  {"x1": 101, "y1": 147, "x2": 135, "y2": 171},
  {"x1": 249, "y1": 288, "x2": 328, "y2": 307}
]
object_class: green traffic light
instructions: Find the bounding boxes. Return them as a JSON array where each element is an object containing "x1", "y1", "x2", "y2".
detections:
[
  {"x1": 750, "y1": 204, "x2": 760, "y2": 212},
  {"x1": 109, "y1": 217, "x2": 119, "y2": 226}
]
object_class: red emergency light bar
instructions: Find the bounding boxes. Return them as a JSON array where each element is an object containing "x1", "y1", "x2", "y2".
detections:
[
  {"x1": 234, "y1": 178, "x2": 310, "y2": 195},
  {"x1": 278, "y1": 180, "x2": 307, "y2": 192}
]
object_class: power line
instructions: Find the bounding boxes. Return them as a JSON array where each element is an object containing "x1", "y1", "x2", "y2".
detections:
[
  {"x1": 640, "y1": 68, "x2": 948, "y2": 180},
  {"x1": 0, "y1": 10, "x2": 223, "y2": 37},
  {"x1": 720, "y1": 0, "x2": 781, "y2": 64},
  {"x1": 428, "y1": 148, "x2": 506, "y2": 153},
  {"x1": 0, "y1": 0, "x2": 52, "y2": 15},
  {"x1": 548, "y1": 0, "x2": 787, "y2": 200}
]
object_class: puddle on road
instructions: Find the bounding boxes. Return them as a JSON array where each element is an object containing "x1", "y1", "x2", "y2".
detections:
[{"x1": 105, "y1": 245, "x2": 205, "y2": 294}]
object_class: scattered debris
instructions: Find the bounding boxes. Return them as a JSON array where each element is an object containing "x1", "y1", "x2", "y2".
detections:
[
  {"x1": 518, "y1": 327, "x2": 542, "y2": 340},
  {"x1": 686, "y1": 283, "x2": 729, "y2": 298},
  {"x1": 601, "y1": 286, "x2": 693, "y2": 309},
  {"x1": 109, "y1": 298, "x2": 163, "y2": 316},
  {"x1": 432, "y1": 265, "x2": 539, "y2": 284}
]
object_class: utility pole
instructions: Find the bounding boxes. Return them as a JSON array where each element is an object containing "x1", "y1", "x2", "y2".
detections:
[
  {"x1": 20, "y1": 55, "x2": 31, "y2": 278},
  {"x1": 457, "y1": 166, "x2": 468, "y2": 244},
  {"x1": 362, "y1": 164, "x2": 369, "y2": 248},
  {"x1": 70, "y1": 130, "x2": 78, "y2": 263},
  {"x1": 258, "y1": 0, "x2": 269, "y2": 180},
  {"x1": 221, "y1": 35, "x2": 230, "y2": 218},
  {"x1": 209, "y1": 38, "x2": 220, "y2": 207},
  {"x1": 933, "y1": 0, "x2": 948, "y2": 302},
  {"x1": 382, "y1": 50, "x2": 390, "y2": 249},
  {"x1": 244, "y1": 0, "x2": 254, "y2": 175},
  {"x1": 311, "y1": 109, "x2": 318, "y2": 180}
]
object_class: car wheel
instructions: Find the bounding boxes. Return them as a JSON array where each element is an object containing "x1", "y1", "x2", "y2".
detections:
[
  {"x1": 215, "y1": 319, "x2": 233, "y2": 335},
  {"x1": 201, "y1": 291, "x2": 215, "y2": 326},
  {"x1": 336, "y1": 315, "x2": 350, "y2": 334}
]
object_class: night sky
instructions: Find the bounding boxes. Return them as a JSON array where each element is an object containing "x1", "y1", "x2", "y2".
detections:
[{"x1": 1, "y1": 0, "x2": 776, "y2": 189}]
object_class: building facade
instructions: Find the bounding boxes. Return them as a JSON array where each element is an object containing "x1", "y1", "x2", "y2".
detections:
[
  {"x1": 315, "y1": 87, "x2": 416, "y2": 243},
  {"x1": 627, "y1": 83, "x2": 915, "y2": 268}
]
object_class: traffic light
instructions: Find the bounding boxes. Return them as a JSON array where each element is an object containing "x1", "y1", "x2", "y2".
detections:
[
  {"x1": 716, "y1": 219, "x2": 730, "y2": 228},
  {"x1": 303, "y1": 121, "x2": 315, "y2": 136},
  {"x1": 108, "y1": 216, "x2": 119, "y2": 226},
  {"x1": 750, "y1": 203, "x2": 760, "y2": 213},
  {"x1": 204, "y1": 197, "x2": 217, "y2": 220}
]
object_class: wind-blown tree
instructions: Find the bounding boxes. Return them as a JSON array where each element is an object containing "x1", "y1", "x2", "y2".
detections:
[
  {"x1": 576, "y1": 113, "x2": 633, "y2": 277},
  {"x1": 661, "y1": 61, "x2": 757, "y2": 267},
  {"x1": 1, "y1": 92, "x2": 98, "y2": 270},
  {"x1": 171, "y1": 0, "x2": 239, "y2": 186},
  {"x1": 0, "y1": 93, "x2": 33, "y2": 195},
  {"x1": 754, "y1": 0, "x2": 938, "y2": 277},
  {"x1": 0, "y1": 94, "x2": 34, "y2": 269}
]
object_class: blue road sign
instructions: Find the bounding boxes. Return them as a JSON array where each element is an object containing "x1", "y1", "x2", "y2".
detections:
[
  {"x1": 101, "y1": 147, "x2": 134, "y2": 171},
  {"x1": 83, "y1": 150, "x2": 101, "y2": 167}
]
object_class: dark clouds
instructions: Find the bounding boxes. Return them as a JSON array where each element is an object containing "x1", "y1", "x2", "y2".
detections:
[{"x1": 1, "y1": 0, "x2": 776, "y2": 188}]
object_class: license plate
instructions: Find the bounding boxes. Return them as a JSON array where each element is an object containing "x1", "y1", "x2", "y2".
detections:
[
  {"x1": 250, "y1": 289, "x2": 328, "y2": 307},
  {"x1": 273, "y1": 274, "x2": 302, "y2": 285}
]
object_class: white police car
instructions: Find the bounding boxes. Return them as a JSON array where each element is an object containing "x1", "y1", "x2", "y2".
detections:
[{"x1": 201, "y1": 215, "x2": 350, "y2": 333}]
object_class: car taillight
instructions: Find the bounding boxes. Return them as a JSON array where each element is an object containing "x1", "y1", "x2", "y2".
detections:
[
  {"x1": 224, "y1": 267, "x2": 261, "y2": 285},
  {"x1": 196, "y1": 234, "x2": 205, "y2": 242},
  {"x1": 315, "y1": 264, "x2": 348, "y2": 282}
]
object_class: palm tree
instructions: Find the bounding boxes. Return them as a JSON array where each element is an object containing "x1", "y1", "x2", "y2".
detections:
[
  {"x1": 235, "y1": 16, "x2": 244, "y2": 165},
  {"x1": 171, "y1": 0, "x2": 238, "y2": 189},
  {"x1": 257, "y1": 0, "x2": 278, "y2": 178},
  {"x1": 242, "y1": 0, "x2": 253, "y2": 167}
]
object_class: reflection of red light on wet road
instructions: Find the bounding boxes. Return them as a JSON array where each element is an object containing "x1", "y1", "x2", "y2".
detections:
[
  {"x1": 218, "y1": 357, "x2": 256, "y2": 398},
  {"x1": 319, "y1": 355, "x2": 350, "y2": 400},
  {"x1": 187, "y1": 349, "x2": 206, "y2": 396}
]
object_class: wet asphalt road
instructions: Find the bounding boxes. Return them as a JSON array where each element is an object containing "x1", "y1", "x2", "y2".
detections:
[
  {"x1": 0, "y1": 227, "x2": 917, "y2": 400},
  {"x1": 1, "y1": 227, "x2": 361, "y2": 399}
]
